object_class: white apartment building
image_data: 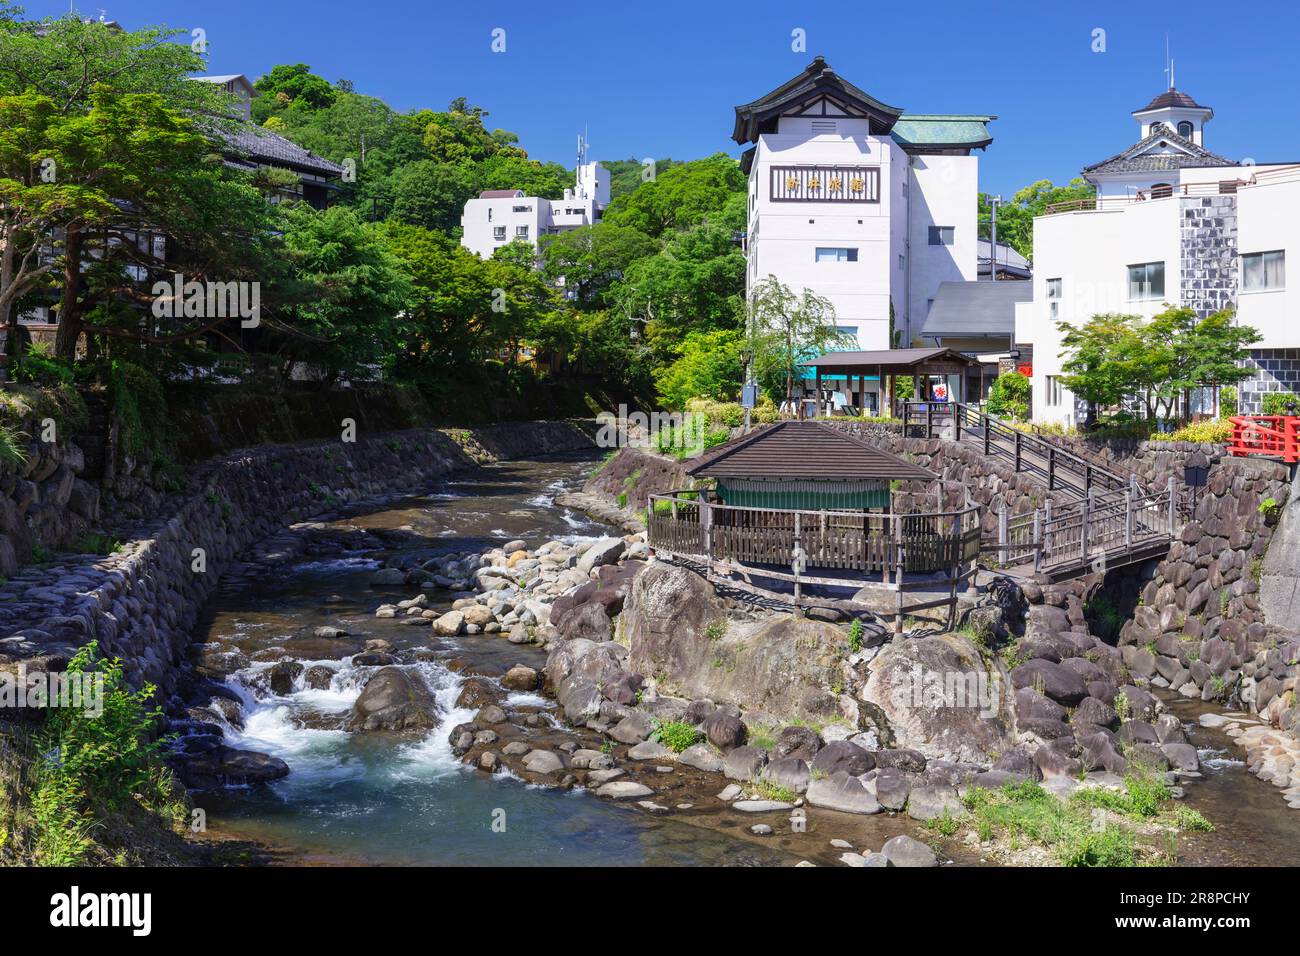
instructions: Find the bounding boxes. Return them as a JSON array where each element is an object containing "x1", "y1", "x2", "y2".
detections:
[
  {"x1": 460, "y1": 159, "x2": 610, "y2": 259},
  {"x1": 1016, "y1": 85, "x2": 1299, "y2": 424},
  {"x1": 734, "y1": 56, "x2": 995, "y2": 398}
]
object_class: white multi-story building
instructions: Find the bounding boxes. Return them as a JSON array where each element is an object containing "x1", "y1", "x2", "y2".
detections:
[
  {"x1": 734, "y1": 56, "x2": 996, "y2": 382},
  {"x1": 460, "y1": 156, "x2": 610, "y2": 259},
  {"x1": 1016, "y1": 84, "x2": 1300, "y2": 424}
]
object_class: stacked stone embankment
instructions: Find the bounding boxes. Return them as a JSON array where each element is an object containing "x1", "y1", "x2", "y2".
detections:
[{"x1": 0, "y1": 421, "x2": 597, "y2": 694}]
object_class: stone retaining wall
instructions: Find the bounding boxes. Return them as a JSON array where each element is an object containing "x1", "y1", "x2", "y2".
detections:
[{"x1": 0, "y1": 421, "x2": 597, "y2": 695}]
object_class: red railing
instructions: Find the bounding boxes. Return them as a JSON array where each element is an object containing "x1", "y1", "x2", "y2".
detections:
[{"x1": 1228, "y1": 416, "x2": 1300, "y2": 464}]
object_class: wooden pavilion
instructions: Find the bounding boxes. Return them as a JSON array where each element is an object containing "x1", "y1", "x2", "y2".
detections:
[
  {"x1": 645, "y1": 422, "x2": 982, "y2": 628},
  {"x1": 798, "y1": 347, "x2": 981, "y2": 417}
]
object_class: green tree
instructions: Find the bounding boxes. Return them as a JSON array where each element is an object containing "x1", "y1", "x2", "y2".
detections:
[
  {"x1": 1056, "y1": 313, "x2": 1145, "y2": 427},
  {"x1": 979, "y1": 178, "x2": 1095, "y2": 260},
  {"x1": 746, "y1": 276, "x2": 855, "y2": 408},
  {"x1": 276, "y1": 204, "x2": 411, "y2": 383},
  {"x1": 654, "y1": 327, "x2": 743, "y2": 409},
  {"x1": 602, "y1": 154, "x2": 745, "y2": 238},
  {"x1": 251, "y1": 63, "x2": 336, "y2": 123},
  {"x1": 539, "y1": 222, "x2": 657, "y2": 309}
]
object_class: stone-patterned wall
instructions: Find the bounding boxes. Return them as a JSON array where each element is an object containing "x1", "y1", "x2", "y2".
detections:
[
  {"x1": 0, "y1": 421, "x2": 598, "y2": 693},
  {"x1": 1180, "y1": 195, "x2": 1238, "y2": 318},
  {"x1": 1239, "y1": 348, "x2": 1300, "y2": 415}
]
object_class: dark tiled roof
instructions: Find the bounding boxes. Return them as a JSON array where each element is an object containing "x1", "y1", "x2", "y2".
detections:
[
  {"x1": 921, "y1": 281, "x2": 1032, "y2": 340},
  {"x1": 1135, "y1": 88, "x2": 1208, "y2": 112},
  {"x1": 687, "y1": 421, "x2": 936, "y2": 481},
  {"x1": 732, "y1": 56, "x2": 903, "y2": 144},
  {"x1": 799, "y1": 347, "x2": 980, "y2": 369},
  {"x1": 217, "y1": 124, "x2": 344, "y2": 177},
  {"x1": 1082, "y1": 126, "x2": 1235, "y2": 176}
]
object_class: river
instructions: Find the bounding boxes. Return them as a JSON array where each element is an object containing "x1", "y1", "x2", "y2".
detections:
[{"x1": 186, "y1": 450, "x2": 1300, "y2": 867}]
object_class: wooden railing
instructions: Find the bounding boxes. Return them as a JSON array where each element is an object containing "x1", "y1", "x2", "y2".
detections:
[
  {"x1": 1228, "y1": 415, "x2": 1300, "y2": 464},
  {"x1": 647, "y1": 492, "x2": 982, "y2": 579},
  {"x1": 903, "y1": 402, "x2": 1130, "y2": 496},
  {"x1": 992, "y1": 480, "x2": 1177, "y2": 575}
]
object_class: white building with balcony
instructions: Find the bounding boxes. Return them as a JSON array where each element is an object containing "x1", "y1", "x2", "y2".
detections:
[
  {"x1": 734, "y1": 57, "x2": 996, "y2": 406},
  {"x1": 1015, "y1": 84, "x2": 1299, "y2": 423},
  {"x1": 460, "y1": 160, "x2": 610, "y2": 259}
]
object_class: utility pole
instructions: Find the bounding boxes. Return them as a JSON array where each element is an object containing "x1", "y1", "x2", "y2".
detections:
[{"x1": 987, "y1": 194, "x2": 1002, "y2": 280}]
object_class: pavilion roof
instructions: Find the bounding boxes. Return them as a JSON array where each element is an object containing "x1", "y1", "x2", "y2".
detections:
[{"x1": 686, "y1": 421, "x2": 936, "y2": 482}]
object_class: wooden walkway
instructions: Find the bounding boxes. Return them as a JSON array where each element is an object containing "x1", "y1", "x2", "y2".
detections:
[{"x1": 902, "y1": 402, "x2": 1178, "y2": 580}]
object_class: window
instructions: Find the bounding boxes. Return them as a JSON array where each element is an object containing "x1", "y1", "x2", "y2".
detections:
[
  {"x1": 512, "y1": 205, "x2": 532, "y2": 213},
  {"x1": 1046, "y1": 375, "x2": 1063, "y2": 407},
  {"x1": 1127, "y1": 261, "x2": 1165, "y2": 301},
  {"x1": 1047, "y1": 278, "x2": 1062, "y2": 320},
  {"x1": 928, "y1": 226, "x2": 955, "y2": 246},
  {"x1": 493, "y1": 226, "x2": 506, "y2": 241},
  {"x1": 815, "y1": 247, "x2": 858, "y2": 262},
  {"x1": 515, "y1": 225, "x2": 530, "y2": 239},
  {"x1": 1150, "y1": 182, "x2": 1173, "y2": 199},
  {"x1": 1177, "y1": 121, "x2": 1194, "y2": 138},
  {"x1": 1243, "y1": 250, "x2": 1285, "y2": 291}
]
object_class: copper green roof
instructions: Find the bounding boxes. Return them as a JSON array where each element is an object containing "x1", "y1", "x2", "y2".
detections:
[{"x1": 891, "y1": 115, "x2": 996, "y2": 153}]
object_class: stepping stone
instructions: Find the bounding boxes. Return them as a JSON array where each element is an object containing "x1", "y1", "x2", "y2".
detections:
[
  {"x1": 596, "y1": 781, "x2": 654, "y2": 800},
  {"x1": 1199, "y1": 713, "x2": 1229, "y2": 728},
  {"x1": 717, "y1": 784, "x2": 743, "y2": 801},
  {"x1": 750, "y1": 824, "x2": 773, "y2": 836},
  {"x1": 637, "y1": 801, "x2": 670, "y2": 814},
  {"x1": 830, "y1": 838, "x2": 854, "y2": 850},
  {"x1": 586, "y1": 768, "x2": 625, "y2": 784}
]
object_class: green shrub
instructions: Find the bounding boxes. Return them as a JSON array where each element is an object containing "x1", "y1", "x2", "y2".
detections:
[
  {"x1": 1262, "y1": 392, "x2": 1299, "y2": 416},
  {"x1": 1160, "y1": 419, "x2": 1231, "y2": 443},
  {"x1": 0, "y1": 422, "x2": 29, "y2": 469},
  {"x1": 1259, "y1": 498, "x2": 1281, "y2": 523},
  {"x1": 32, "y1": 641, "x2": 185, "y2": 865},
  {"x1": 653, "y1": 720, "x2": 701, "y2": 753},
  {"x1": 848, "y1": 618, "x2": 864, "y2": 653},
  {"x1": 987, "y1": 371, "x2": 1030, "y2": 420},
  {"x1": 1219, "y1": 385, "x2": 1237, "y2": 417}
]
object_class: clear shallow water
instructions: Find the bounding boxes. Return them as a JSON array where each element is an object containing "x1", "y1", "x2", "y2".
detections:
[{"x1": 195, "y1": 453, "x2": 807, "y2": 867}]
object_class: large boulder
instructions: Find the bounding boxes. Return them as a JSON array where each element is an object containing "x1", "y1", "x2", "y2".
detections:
[
  {"x1": 763, "y1": 756, "x2": 811, "y2": 793},
  {"x1": 578, "y1": 537, "x2": 627, "y2": 575},
  {"x1": 702, "y1": 711, "x2": 747, "y2": 750},
  {"x1": 772, "y1": 725, "x2": 823, "y2": 761},
  {"x1": 864, "y1": 633, "x2": 1016, "y2": 764},
  {"x1": 344, "y1": 667, "x2": 440, "y2": 732},
  {"x1": 811, "y1": 740, "x2": 874, "y2": 776},
  {"x1": 723, "y1": 746, "x2": 768, "y2": 782},
  {"x1": 623, "y1": 562, "x2": 844, "y2": 720},
  {"x1": 806, "y1": 772, "x2": 881, "y2": 814},
  {"x1": 558, "y1": 602, "x2": 613, "y2": 643},
  {"x1": 881, "y1": 834, "x2": 937, "y2": 867},
  {"x1": 1009, "y1": 659, "x2": 1088, "y2": 706}
]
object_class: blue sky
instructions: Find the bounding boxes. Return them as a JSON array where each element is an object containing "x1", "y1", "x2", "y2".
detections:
[{"x1": 28, "y1": 0, "x2": 1300, "y2": 197}]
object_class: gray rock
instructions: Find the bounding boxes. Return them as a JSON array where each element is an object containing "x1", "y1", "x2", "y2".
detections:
[
  {"x1": 596, "y1": 781, "x2": 654, "y2": 800},
  {"x1": 806, "y1": 771, "x2": 882, "y2": 815},
  {"x1": 628, "y1": 740, "x2": 672, "y2": 761},
  {"x1": 578, "y1": 537, "x2": 627, "y2": 575},
  {"x1": 732, "y1": 800, "x2": 794, "y2": 813},
  {"x1": 873, "y1": 766, "x2": 912, "y2": 811},
  {"x1": 811, "y1": 740, "x2": 875, "y2": 776},
  {"x1": 906, "y1": 785, "x2": 966, "y2": 822},
  {"x1": 764, "y1": 756, "x2": 811, "y2": 793},
  {"x1": 678, "y1": 743, "x2": 725, "y2": 773},
  {"x1": 723, "y1": 745, "x2": 768, "y2": 782},
  {"x1": 609, "y1": 711, "x2": 656, "y2": 744},
  {"x1": 881, "y1": 834, "x2": 938, "y2": 867},
  {"x1": 523, "y1": 750, "x2": 565, "y2": 775}
]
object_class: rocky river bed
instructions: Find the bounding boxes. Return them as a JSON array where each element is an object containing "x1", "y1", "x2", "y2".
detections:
[{"x1": 167, "y1": 450, "x2": 1300, "y2": 867}]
